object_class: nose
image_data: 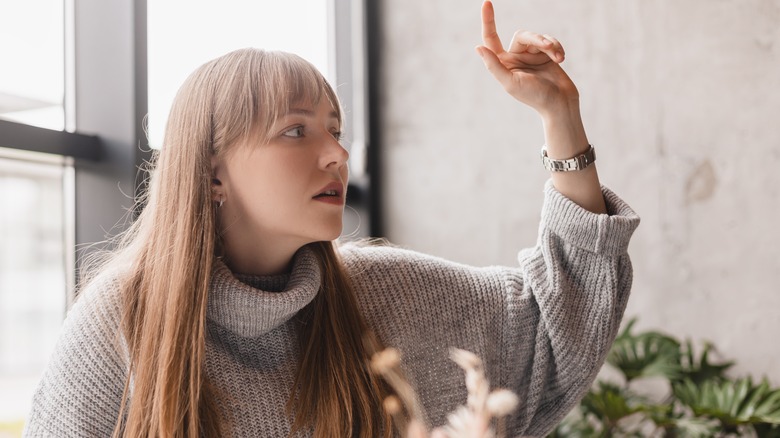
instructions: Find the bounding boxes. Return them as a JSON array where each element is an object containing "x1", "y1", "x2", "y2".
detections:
[{"x1": 320, "y1": 134, "x2": 350, "y2": 170}]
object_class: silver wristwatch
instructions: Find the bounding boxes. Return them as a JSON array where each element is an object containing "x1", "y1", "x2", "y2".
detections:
[{"x1": 540, "y1": 145, "x2": 596, "y2": 172}]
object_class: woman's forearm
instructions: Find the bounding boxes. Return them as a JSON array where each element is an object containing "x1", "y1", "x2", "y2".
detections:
[{"x1": 540, "y1": 100, "x2": 607, "y2": 214}]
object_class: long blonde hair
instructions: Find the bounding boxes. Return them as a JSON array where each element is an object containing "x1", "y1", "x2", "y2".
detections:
[{"x1": 87, "y1": 49, "x2": 391, "y2": 437}]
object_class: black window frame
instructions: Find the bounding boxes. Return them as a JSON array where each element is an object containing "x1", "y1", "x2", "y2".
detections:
[{"x1": 0, "y1": 0, "x2": 384, "y2": 306}]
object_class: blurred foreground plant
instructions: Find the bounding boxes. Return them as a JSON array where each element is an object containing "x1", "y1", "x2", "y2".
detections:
[
  {"x1": 370, "y1": 347, "x2": 520, "y2": 438},
  {"x1": 548, "y1": 319, "x2": 780, "y2": 437}
]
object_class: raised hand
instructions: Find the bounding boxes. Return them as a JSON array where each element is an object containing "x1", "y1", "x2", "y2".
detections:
[
  {"x1": 477, "y1": 0, "x2": 607, "y2": 214},
  {"x1": 477, "y1": 0, "x2": 579, "y2": 118}
]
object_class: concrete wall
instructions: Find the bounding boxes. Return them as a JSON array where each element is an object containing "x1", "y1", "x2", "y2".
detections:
[{"x1": 378, "y1": 0, "x2": 780, "y2": 384}]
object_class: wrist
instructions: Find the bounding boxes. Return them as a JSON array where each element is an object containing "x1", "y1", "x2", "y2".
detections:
[
  {"x1": 537, "y1": 84, "x2": 580, "y2": 117},
  {"x1": 540, "y1": 101, "x2": 590, "y2": 159},
  {"x1": 539, "y1": 94, "x2": 581, "y2": 124}
]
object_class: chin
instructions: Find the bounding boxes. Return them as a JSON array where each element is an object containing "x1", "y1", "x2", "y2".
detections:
[
  {"x1": 323, "y1": 228, "x2": 343, "y2": 242},
  {"x1": 310, "y1": 223, "x2": 343, "y2": 243}
]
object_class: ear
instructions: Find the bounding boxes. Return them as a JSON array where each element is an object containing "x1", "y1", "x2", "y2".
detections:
[{"x1": 210, "y1": 155, "x2": 224, "y2": 202}]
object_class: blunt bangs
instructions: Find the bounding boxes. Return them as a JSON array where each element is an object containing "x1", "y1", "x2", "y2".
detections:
[{"x1": 250, "y1": 51, "x2": 343, "y2": 145}]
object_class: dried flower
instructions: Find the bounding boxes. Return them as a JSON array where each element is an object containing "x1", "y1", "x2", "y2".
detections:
[
  {"x1": 407, "y1": 420, "x2": 429, "y2": 438},
  {"x1": 370, "y1": 347, "x2": 401, "y2": 374},
  {"x1": 370, "y1": 348, "x2": 429, "y2": 428},
  {"x1": 486, "y1": 389, "x2": 519, "y2": 418},
  {"x1": 430, "y1": 428, "x2": 450, "y2": 438},
  {"x1": 370, "y1": 347, "x2": 521, "y2": 438},
  {"x1": 450, "y1": 348, "x2": 491, "y2": 425},
  {"x1": 449, "y1": 348, "x2": 483, "y2": 371},
  {"x1": 383, "y1": 395, "x2": 403, "y2": 415},
  {"x1": 384, "y1": 395, "x2": 408, "y2": 434}
]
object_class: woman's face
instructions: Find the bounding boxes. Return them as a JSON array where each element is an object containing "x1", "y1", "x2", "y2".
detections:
[{"x1": 213, "y1": 96, "x2": 349, "y2": 266}]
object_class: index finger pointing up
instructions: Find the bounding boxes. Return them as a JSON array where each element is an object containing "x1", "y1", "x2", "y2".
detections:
[{"x1": 481, "y1": 0, "x2": 505, "y2": 54}]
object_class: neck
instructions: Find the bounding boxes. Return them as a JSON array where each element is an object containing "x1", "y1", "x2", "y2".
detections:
[{"x1": 220, "y1": 232, "x2": 303, "y2": 276}]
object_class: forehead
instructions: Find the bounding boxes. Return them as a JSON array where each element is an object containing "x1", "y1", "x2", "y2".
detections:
[{"x1": 284, "y1": 98, "x2": 340, "y2": 121}]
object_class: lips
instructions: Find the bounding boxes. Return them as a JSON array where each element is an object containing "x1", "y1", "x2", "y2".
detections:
[{"x1": 313, "y1": 181, "x2": 344, "y2": 202}]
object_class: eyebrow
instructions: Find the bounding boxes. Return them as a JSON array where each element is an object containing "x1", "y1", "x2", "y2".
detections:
[{"x1": 287, "y1": 108, "x2": 339, "y2": 120}]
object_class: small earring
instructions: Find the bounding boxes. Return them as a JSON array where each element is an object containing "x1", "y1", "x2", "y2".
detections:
[{"x1": 217, "y1": 195, "x2": 224, "y2": 208}]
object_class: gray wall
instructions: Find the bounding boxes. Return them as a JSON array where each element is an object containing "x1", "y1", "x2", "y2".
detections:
[{"x1": 378, "y1": 0, "x2": 780, "y2": 384}]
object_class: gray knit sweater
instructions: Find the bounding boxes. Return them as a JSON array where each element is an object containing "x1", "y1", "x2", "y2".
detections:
[{"x1": 23, "y1": 182, "x2": 639, "y2": 437}]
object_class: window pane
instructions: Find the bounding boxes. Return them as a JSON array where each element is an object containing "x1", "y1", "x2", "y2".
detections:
[
  {"x1": 0, "y1": 2, "x2": 65, "y2": 130},
  {"x1": 148, "y1": 0, "x2": 330, "y2": 149},
  {"x1": 0, "y1": 153, "x2": 70, "y2": 431}
]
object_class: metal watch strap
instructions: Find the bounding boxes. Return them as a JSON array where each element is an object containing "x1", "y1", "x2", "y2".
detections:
[{"x1": 540, "y1": 145, "x2": 596, "y2": 172}]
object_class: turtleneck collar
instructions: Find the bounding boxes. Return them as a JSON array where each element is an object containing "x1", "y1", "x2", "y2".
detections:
[{"x1": 207, "y1": 246, "x2": 321, "y2": 338}]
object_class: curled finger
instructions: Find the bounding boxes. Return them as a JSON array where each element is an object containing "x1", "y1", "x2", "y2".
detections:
[
  {"x1": 542, "y1": 34, "x2": 565, "y2": 60},
  {"x1": 508, "y1": 30, "x2": 563, "y2": 62}
]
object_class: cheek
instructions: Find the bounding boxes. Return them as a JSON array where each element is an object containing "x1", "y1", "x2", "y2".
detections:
[
  {"x1": 237, "y1": 154, "x2": 311, "y2": 207},
  {"x1": 225, "y1": 156, "x2": 277, "y2": 207},
  {"x1": 228, "y1": 146, "x2": 321, "y2": 206}
]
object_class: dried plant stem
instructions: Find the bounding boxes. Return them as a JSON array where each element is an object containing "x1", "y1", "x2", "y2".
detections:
[
  {"x1": 383, "y1": 395, "x2": 408, "y2": 435},
  {"x1": 380, "y1": 365, "x2": 429, "y2": 426},
  {"x1": 407, "y1": 419, "x2": 428, "y2": 438},
  {"x1": 370, "y1": 347, "x2": 521, "y2": 438},
  {"x1": 370, "y1": 348, "x2": 429, "y2": 429},
  {"x1": 497, "y1": 417, "x2": 506, "y2": 438}
]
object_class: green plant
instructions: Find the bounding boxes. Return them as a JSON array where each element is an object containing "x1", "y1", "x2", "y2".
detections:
[{"x1": 549, "y1": 319, "x2": 780, "y2": 437}]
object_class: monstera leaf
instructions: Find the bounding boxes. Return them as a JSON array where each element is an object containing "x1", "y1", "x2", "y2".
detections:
[
  {"x1": 606, "y1": 319, "x2": 682, "y2": 382},
  {"x1": 546, "y1": 416, "x2": 598, "y2": 438},
  {"x1": 581, "y1": 382, "x2": 644, "y2": 424},
  {"x1": 677, "y1": 340, "x2": 734, "y2": 386},
  {"x1": 674, "y1": 377, "x2": 780, "y2": 428},
  {"x1": 664, "y1": 416, "x2": 720, "y2": 438},
  {"x1": 547, "y1": 319, "x2": 780, "y2": 438},
  {"x1": 550, "y1": 383, "x2": 647, "y2": 437}
]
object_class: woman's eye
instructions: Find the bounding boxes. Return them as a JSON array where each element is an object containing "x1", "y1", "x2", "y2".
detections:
[
  {"x1": 332, "y1": 131, "x2": 343, "y2": 141},
  {"x1": 282, "y1": 126, "x2": 305, "y2": 138}
]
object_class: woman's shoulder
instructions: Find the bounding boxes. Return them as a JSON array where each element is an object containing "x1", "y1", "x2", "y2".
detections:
[
  {"x1": 335, "y1": 241, "x2": 515, "y2": 350},
  {"x1": 336, "y1": 239, "x2": 511, "y2": 288},
  {"x1": 25, "y1": 268, "x2": 130, "y2": 437},
  {"x1": 65, "y1": 267, "x2": 128, "y2": 334},
  {"x1": 43, "y1": 266, "x2": 130, "y2": 382},
  {"x1": 338, "y1": 239, "x2": 454, "y2": 271},
  {"x1": 77, "y1": 267, "x2": 125, "y2": 302}
]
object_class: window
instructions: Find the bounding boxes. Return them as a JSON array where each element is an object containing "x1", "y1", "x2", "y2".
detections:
[
  {"x1": 0, "y1": 2, "x2": 65, "y2": 130},
  {"x1": 0, "y1": 1, "x2": 76, "y2": 434},
  {"x1": 147, "y1": 0, "x2": 370, "y2": 238},
  {"x1": 0, "y1": 149, "x2": 73, "y2": 431},
  {"x1": 0, "y1": 1, "x2": 371, "y2": 435},
  {"x1": 147, "y1": 0, "x2": 330, "y2": 149}
]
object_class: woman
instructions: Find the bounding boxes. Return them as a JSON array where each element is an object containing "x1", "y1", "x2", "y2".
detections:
[{"x1": 24, "y1": 2, "x2": 639, "y2": 437}]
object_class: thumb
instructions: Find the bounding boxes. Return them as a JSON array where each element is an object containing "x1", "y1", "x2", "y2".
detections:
[{"x1": 476, "y1": 45, "x2": 512, "y2": 87}]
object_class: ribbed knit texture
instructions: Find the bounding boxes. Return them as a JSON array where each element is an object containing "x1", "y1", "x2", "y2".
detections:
[{"x1": 23, "y1": 182, "x2": 639, "y2": 437}]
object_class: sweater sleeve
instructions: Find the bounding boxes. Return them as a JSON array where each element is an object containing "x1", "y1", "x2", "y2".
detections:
[
  {"x1": 504, "y1": 180, "x2": 639, "y2": 436},
  {"x1": 23, "y1": 275, "x2": 129, "y2": 438},
  {"x1": 341, "y1": 181, "x2": 639, "y2": 437}
]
